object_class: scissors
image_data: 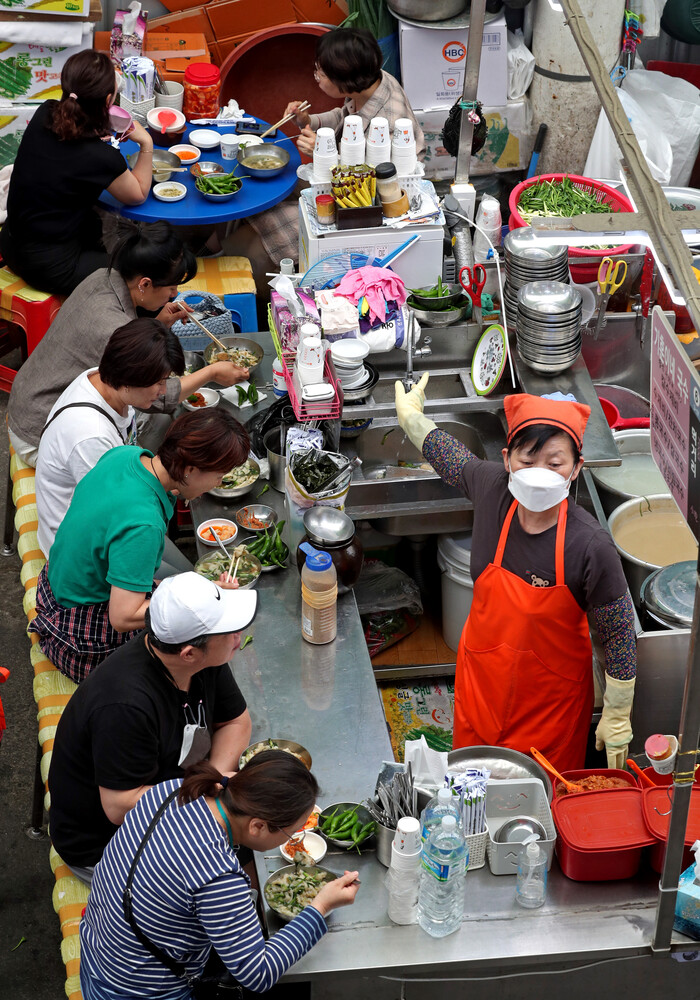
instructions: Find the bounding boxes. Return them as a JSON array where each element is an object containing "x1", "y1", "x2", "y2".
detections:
[
  {"x1": 593, "y1": 256, "x2": 628, "y2": 339},
  {"x1": 459, "y1": 264, "x2": 486, "y2": 328}
]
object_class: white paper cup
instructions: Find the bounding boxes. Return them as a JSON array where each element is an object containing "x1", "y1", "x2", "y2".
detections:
[
  {"x1": 392, "y1": 117, "x2": 415, "y2": 147},
  {"x1": 340, "y1": 138, "x2": 365, "y2": 167},
  {"x1": 220, "y1": 134, "x2": 240, "y2": 160},
  {"x1": 390, "y1": 842, "x2": 421, "y2": 869},
  {"x1": 314, "y1": 127, "x2": 337, "y2": 156},
  {"x1": 342, "y1": 114, "x2": 363, "y2": 144},
  {"x1": 391, "y1": 148, "x2": 417, "y2": 175},
  {"x1": 366, "y1": 141, "x2": 391, "y2": 168},
  {"x1": 368, "y1": 116, "x2": 389, "y2": 145},
  {"x1": 155, "y1": 81, "x2": 184, "y2": 112},
  {"x1": 312, "y1": 149, "x2": 338, "y2": 182},
  {"x1": 646, "y1": 734, "x2": 679, "y2": 775},
  {"x1": 394, "y1": 816, "x2": 421, "y2": 854}
]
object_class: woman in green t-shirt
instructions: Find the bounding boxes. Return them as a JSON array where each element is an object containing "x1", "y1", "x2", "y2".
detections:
[{"x1": 30, "y1": 408, "x2": 249, "y2": 684}]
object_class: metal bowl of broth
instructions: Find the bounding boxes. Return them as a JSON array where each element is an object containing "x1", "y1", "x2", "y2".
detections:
[
  {"x1": 591, "y1": 430, "x2": 668, "y2": 517},
  {"x1": 203, "y1": 336, "x2": 263, "y2": 371},
  {"x1": 608, "y1": 494, "x2": 698, "y2": 606},
  {"x1": 236, "y1": 145, "x2": 290, "y2": 178}
]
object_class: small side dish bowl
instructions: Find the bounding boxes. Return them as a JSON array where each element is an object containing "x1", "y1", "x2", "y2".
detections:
[
  {"x1": 190, "y1": 160, "x2": 224, "y2": 178},
  {"x1": 151, "y1": 150, "x2": 181, "y2": 182},
  {"x1": 189, "y1": 128, "x2": 221, "y2": 150},
  {"x1": 170, "y1": 143, "x2": 201, "y2": 164},
  {"x1": 236, "y1": 144, "x2": 290, "y2": 179},
  {"x1": 279, "y1": 831, "x2": 327, "y2": 864},
  {"x1": 153, "y1": 181, "x2": 187, "y2": 203},
  {"x1": 197, "y1": 518, "x2": 239, "y2": 547},
  {"x1": 239, "y1": 738, "x2": 312, "y2": 771},
  {"x1": 147, "y1": 107, "x2": 186, "y2": 133},
  {"x1": 235, "y1": 504, "x2": 278, "y2": 532},
  {"x1": 318, "y1": 801, "x2": 374, "y2": 849},
  {"x1": 182, "y1": 386, "x2": 220, "y2": 410}
]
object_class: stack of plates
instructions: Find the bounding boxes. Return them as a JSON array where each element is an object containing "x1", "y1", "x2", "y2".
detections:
[
  {"x1": 329, "y1": 340, "x2": 371, "y2": 390},
  {"x1": 504, "y1": 227, "x2": 569, "y2": 329},
  {"x1": 516, "y1": 281, "x2": 583, "y2": 377}
]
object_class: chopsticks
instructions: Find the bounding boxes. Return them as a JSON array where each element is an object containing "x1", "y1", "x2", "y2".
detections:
[
  {"x1": 186, "y1": 312, "x2": 229, "y2": 353},
  {"x1": 260, "y1": 101, "x2": 311, "y2": 140},
  {"x1": 226, "y1": 555, "x2": 240, "y2": 585}
]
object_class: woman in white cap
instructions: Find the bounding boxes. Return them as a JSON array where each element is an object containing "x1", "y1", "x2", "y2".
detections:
[{"x1": 396, "y1": 375, "x2": 637, "y2": 772}]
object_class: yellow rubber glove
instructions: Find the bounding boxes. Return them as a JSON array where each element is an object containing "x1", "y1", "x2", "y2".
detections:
[
  {"x1": 595, "y1": 673, "x2": 635, "y2": 769},
  {"x1": 394, "y1": 372, "x2": 437, "y2": 452}
]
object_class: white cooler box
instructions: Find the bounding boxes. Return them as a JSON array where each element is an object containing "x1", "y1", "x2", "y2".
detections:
[{"x1": 298, "y1": 198, "x2": 445, "y2": 290}]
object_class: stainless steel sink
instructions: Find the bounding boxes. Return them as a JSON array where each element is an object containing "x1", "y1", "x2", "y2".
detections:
[
  {"x1": 341, "y1": 410, "x2": 506, "y2": 534},
  {"x1": 369, "y1": 371, "x2": 469, "y2": 405}
]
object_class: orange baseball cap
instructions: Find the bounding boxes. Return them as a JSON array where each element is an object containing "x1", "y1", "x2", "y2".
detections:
[{"x1": 504, "y1": 393, "x2": 591, "y2": 450}]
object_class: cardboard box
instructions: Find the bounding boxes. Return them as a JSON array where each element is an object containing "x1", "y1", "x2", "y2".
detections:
[
  {"x1": 417, "y1": 98, "x2": 534, "y2": 180},
  {"x1": 96, "y1": 30, "x2": 211, "y2": 81},
  {"x1": 291, "y1": 0, "x2": 347, "y2": 24},
  {"x1": 0, "y1": 29, "x2": 94, "y2": 103},
  {"x1": 0, "y1": 102, "x2": 38, "y2": 165},
  {"x1": 205, "y1": 0, "x2": 297, "y2": 40},
  {"x1": 148, "y1": 9, "x2": 216, "y2": 47},
  {"x1": 399, "y1": 14, "x2": 507, "y2": 111}
]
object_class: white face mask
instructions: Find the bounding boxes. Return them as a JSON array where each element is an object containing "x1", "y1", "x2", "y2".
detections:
[{"x1": 508, "y1": 464, "x2": 573, "y2": 512}]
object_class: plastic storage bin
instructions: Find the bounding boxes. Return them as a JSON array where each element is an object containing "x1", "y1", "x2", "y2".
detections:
[
  {"x1": 485, "y1": 778, "x2": 556, "y2": 875},
  {"x1": 553, "y1": 788, "x2": 655, "y2": 881},
  {"x1": 642, "y1": 786, "x2": 700, "y2": 874},
  {"x1": 437, "y1": 532, "x2": 473, "y2": 652},
  {"x1": 549, "y1": 767, "x2": 639, "y2": 799}
]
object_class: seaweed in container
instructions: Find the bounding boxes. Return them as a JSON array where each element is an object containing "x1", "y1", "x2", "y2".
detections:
[{"x1": 289, "y1": 449, "x2": 350, "y2": 495}]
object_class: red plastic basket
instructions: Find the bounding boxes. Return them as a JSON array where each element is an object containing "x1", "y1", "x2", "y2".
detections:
[
  {"x1": 267, "y1": 304, "x2": 342, "y2": 421},
  {"x1": 508, "y1": 172, "x2": 636, "y2": 283}
]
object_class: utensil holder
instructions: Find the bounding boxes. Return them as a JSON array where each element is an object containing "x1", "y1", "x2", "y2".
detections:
[
  {"x1": 119, "y1": 94, "x2": 155, "y2": 126},
  {"x1": 376, "y1": 821, "x2": 396, "y2": 867},
  {"x1": 465, "y1": 829, "x2": 488, "y2": 870}
]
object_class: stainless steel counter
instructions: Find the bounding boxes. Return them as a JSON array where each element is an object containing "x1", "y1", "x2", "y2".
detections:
[{"x1": 187, "y1": 333, "x2": 698, "y2": 982}]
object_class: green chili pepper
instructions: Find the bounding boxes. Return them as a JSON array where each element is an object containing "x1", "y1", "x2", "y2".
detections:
[
  {"x1": 240, "y1": 635, "x2": 253, "y2": 649},
  {"x1": 257, "y1": 484, "x2": 270, "y2": 497},
  {"x1": 247, "y1": 381, "x2": 259, "y2": 405},
  {"x1": 236, "y1": 386, "x2": 247, "y2": 405}
]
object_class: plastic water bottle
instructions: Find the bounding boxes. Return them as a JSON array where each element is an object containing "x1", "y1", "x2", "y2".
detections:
[
  {"x1": 418, "y1": 816, "x2": 467, "y2": 938},
  {"x1": 515, "y1": 838, "x2": 547, "y2": 909},
  {"x1": 419, "y1": 787, "x2": 462, "y2": 843}
]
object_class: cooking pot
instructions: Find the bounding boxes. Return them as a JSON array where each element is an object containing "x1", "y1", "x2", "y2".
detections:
[
  {"x1": 591, "y1": 429, "x2": 668, "y2": 517},
  {"x1": 387, "y1": 0, "x2": 466, "y2": 21},
  {"x1": 640, "y1": 560, "x2": 695, "y2": 631}
]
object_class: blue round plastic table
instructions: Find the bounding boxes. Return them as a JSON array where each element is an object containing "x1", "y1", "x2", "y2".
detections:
[{"x1": 100, "y1": 121, "x2": 300, "y2": 225}]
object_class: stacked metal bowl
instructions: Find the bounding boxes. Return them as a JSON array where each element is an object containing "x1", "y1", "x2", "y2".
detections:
[
  {"x1": 516, "y1": 281, "x2": 583, "y2": 377},
  {"x1": 504, "y1": 227, "x2": 569, "y2": 329}
]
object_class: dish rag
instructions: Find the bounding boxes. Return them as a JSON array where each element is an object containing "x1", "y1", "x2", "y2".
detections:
[{"x1": 335, "y1": 266, "x2": 407, "y2": 326}]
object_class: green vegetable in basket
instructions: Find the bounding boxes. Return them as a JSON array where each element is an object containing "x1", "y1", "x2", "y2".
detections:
[{"x1": 517, "y1": 175, "x2": 616, "y2": 224}]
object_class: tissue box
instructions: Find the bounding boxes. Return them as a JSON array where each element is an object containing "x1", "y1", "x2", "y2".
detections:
[
  {"x1": 675, "y1": 865, "x2": 700, "y2": 940},
  {"x1": 271, "y1": 288, "x2": 320, "y2": 353}
]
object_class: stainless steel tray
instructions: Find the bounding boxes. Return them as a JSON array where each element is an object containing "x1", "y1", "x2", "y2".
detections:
[{"x1": 447, "y1": 745, "x2": 553, "y2": 803}]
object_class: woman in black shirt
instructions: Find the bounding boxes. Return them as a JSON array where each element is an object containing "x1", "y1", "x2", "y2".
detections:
[{"x1": 0, "y1": 50, "x2": 154, "y2": 295}]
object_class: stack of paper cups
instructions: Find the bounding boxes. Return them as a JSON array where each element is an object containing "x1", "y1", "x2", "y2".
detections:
[
  {"x1": 365, "y1": 116, "x2": 391, "y2": 167},
  {"x1": 386, "y1": 817, "x2": 421, "y2": 925},
  {"x1": 312, "y1": 127, "x2": 339, "y2": 183},
  {"x1": 391, "y1": 117, "x2": 417, "y2": 175},
  {"x1": 340, "y1": 114, "x2": 366, "y2": 166}
]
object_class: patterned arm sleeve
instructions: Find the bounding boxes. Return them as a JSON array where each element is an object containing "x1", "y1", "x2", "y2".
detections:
[
  {"x1": 592, "y1": 594, "x2": 637, "y2": 681},
  {"x1": 422, "y1": 428, "x2": 479, "y2": 488},
  {"x1": 197, "y1": 875, "x2": 327, "y2": 992}
]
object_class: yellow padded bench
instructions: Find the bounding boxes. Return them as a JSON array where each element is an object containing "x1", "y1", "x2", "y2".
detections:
[{"x1": 10, "y1": 446, "x2": 87, "y2": 1000}]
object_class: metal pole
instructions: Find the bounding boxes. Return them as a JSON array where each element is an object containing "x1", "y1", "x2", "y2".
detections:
[{"x1": 453, "y1": 0, "x2": 486, "y2": 183}]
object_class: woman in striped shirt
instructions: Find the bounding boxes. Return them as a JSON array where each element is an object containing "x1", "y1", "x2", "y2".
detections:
[{"x1": 80, "y1": 751, "x2": 359, "y2": 999}]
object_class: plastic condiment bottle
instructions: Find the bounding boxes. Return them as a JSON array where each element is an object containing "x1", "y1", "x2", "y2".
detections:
[
  {"x1": 300, "y1": 542, "x2": 337, "y2": 644},
  {"x1": 183, "y1": 63, "x2": 221, "y2": 121},
  {"x1": 515, "y1": 836, "x2": 547, "y2": 908},
  {"x1": 375, "y1": 161, "x2": 401, "y2": 205}
]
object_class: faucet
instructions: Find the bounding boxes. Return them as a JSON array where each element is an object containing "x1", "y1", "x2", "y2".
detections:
[{"x1": 403, "y1": 311, "x2": 432, "y2": 392}]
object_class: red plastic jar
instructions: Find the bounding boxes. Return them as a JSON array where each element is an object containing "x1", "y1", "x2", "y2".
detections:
[{"x1": 183, "y1": 63, "x2": 221, "y2": 122}]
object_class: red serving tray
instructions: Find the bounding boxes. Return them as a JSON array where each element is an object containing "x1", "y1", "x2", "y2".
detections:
[{"x1": 642, "y1": 786, "x2": 700, "y2": 874}]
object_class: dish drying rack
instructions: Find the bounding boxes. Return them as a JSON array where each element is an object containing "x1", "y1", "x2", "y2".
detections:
[{"x1": 268, "y1": 305, "x2": 343, "y2": 421}]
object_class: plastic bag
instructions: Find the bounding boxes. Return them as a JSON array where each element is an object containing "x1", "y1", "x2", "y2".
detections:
[
  {"x1": 507, "y1": 30, "x2": 535, "y2": 101},
  {"x1": 584, "y1": 87, "x2": 672, "y2": 185},
  {"x1": 354, "y1": 560, "x2": 423, "y2": 617}
]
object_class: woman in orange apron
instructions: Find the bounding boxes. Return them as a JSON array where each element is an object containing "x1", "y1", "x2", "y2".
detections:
[{"x1": 395, "y1": 377, "x2": 637, "y2": 772}]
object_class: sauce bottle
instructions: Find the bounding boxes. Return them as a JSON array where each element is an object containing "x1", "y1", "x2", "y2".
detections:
[{"x1": 300, "y1": 542, "x2": 337, "y2": 644}]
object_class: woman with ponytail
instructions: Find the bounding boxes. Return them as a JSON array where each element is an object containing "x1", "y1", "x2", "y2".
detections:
[
  {"x1": 8, "y1": 218, "x2": 248, "y2": 466},
  {"x1": 0, "y1": 50, "x2": 156, "y2": 295},
  {"x1": 79, "y1": 751, "x2": 359, "y2": 999}
]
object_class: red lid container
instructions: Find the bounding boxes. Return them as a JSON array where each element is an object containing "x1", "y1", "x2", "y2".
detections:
[
  {"x1": 184, "y1": 63, "x2": 221, "y2": 87},
  {"x1": 641, "y1": 786, "x2": 700, "y2": 874},
  {"x1": 553, "y1": 788, "x2": 655, "y2": 881},
  {"x1": 640, "y1": 766, "x2": 700, "y2": 787}
]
